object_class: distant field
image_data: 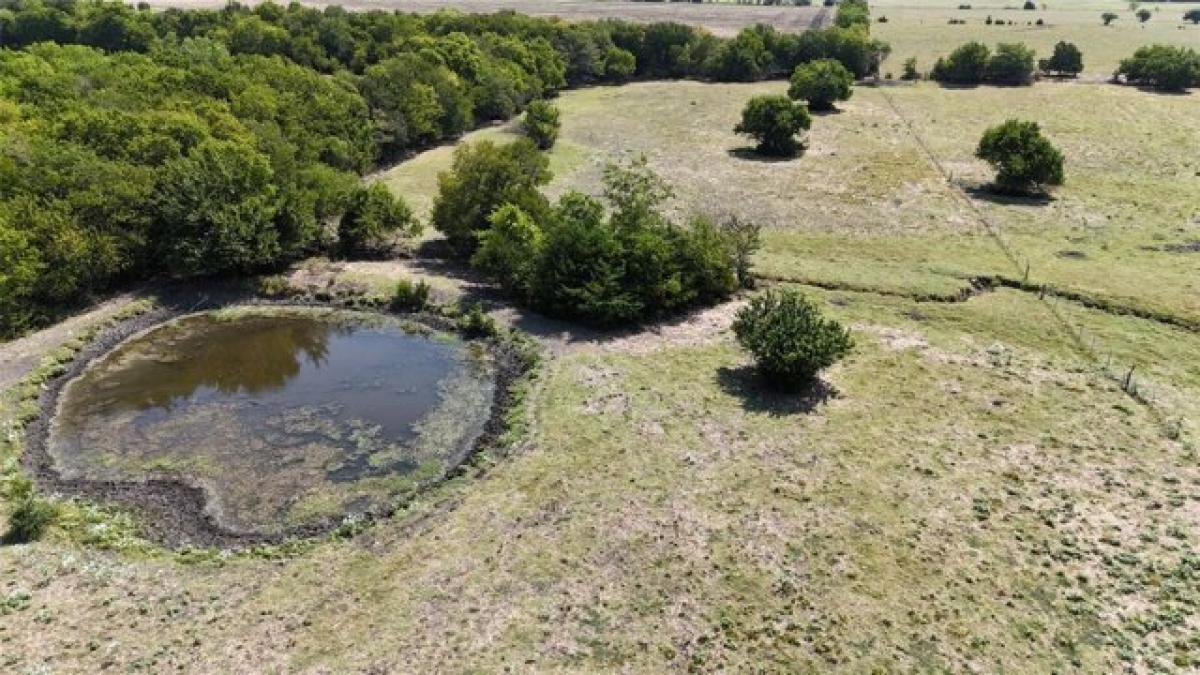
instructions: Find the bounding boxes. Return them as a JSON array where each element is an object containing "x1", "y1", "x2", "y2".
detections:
[
  {"x1": 143, "y1": 0, "x2": 827, "y2": 36},
  {"x1": 380, "y1": 80, "x2": 1200, "y2": 326},
  {"x1": 872, "y1": 0, "x2": 1200, "y2": 76}
]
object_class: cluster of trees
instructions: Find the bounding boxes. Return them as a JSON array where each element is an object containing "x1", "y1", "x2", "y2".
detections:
[
  {"x1": 1116, "y1": 45, "x2": 1200, "y2": 92},
  {"x1": 433, "y1": 144, "x2": 759, "y2": 327},
  {"x1": 734, "y1": 56, "x2": 855, "y2": 157},
  {"x1": 0, "y1": 0, "x2": 894, "y2": 338},
  {"x1": 931, "y1": 41, "x2": 1037, "y2": 85}
]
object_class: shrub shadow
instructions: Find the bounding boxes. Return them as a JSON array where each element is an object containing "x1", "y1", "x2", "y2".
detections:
[
  {"x1": 726, "y1": 146, "x2": 804, "y2": 163},
  {"x1": 715, "y1": 364, "x2": 836, "y2": 417},
  {"x1": 963, "y1": 183, "x2": 1054, "y2": 206}
]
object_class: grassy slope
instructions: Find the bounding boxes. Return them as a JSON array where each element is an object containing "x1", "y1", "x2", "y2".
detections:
[{"x1": 4, "y1": 9, "x2": 1200, "y2": 673}]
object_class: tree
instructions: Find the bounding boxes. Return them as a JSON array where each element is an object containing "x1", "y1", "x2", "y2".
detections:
[
  {"x1": 734, "y1": 95, "x2": 812, "y2": 157},
  {"x1": 901, "y1": 57, "x2": 920, "y2": 80},
  {"x1": 337, "y1": 183, "x2": 419, "y2": 256},
  {"x1": 1102, "y1": 12, "x2": 1118, "y2": 26},
  {"x1": 1023, "y1": 0, "x2": 1036, "y2": 9},
  {"x1": 732, "y1": 289, "x2": 853, "y2": 389},
  {"x1": 521, "y1": 99, "x2": 561, "y2": 150},
  {"x1": 1117, "y1": 44, "x2": 1200, "y2": 91},
  {"x1": 151, "y1": 140, "x2": 281, "y2": 275},
  {"x1": 1136, "y1": 8, "x2": 1151, "y2": 23},
  {"x1": 1186, "y1": 9, "x2": 1200, "y2": 25},
  {"x1": 431, "y1": 139, "x2": 552, "y2": 253},
  {"x1": 985, "y1": 42, "x2": 1037, "y2": 85},
  {"x1": 975, "y1": 119, "x2": 1064, "y2": 193},
  {"x1": 1039, "y1": 41, "x2": 1083, "y2": 77},
  {"x1": 788, "y1": 58, "x2": 854, "y2": 111},
  {"x1": 471, "y1": 203, "x2": 544, "y2": 299},
  {"x1": 603, "y1": 47, "x2": 637, "y2": 81},
  {"x1": 931, "y1": 41, "x2": 990, "y2": 84},
  {"x1": 705, "y1": 26, "x2": 773, "y2": 82}
]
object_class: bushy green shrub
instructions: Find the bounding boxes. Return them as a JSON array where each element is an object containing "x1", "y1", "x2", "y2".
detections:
[
  {"x1": 734, "y1": 95, "x2": 812, "y2": 157},
  {"x1": 456, "y1": 302, "x2": 497, "y2": 338},
  {"x1": 391, "y1": 278, "x2": 431, "y2": 311},
  {"x1": 985, "y1": 42, "x2": 1036, "y2": 84},
  {"x1": 472, "y1": 204, "x2": 544, "y2": 301},
  {"x1": 901, "y1": 57, "x2": 920, "y2": 80},
  {"x1": 3, "y1": 477, "x2": 55, "y2": 544},
  {"x1": 975, "y1": 119, "x2": 1064, "y2": 193},
  {"x1": 521, "y1": 99, "x2": 561, "y2": 150},
  {"x1": 1117, "y1": 45, "x2": 1200, "y2": 92},
  {"x1": 732, "y1": 289, "x2": 853, "y2": 388},
  {"x1": 788, "y1": 58, "x2": 855, "y2": 111},
  {"x1": 337, "y1": 183, "x2": 419, "y2": 256},
  {"x1": 603, "y1": 47, "x2": 637, "y2": 81},
  {"x1": 431, "y1": 139, "x2": 551, "y2": 254},
  {"x1": 931, "y1": 41, "x2": 991, "y2": 84}
]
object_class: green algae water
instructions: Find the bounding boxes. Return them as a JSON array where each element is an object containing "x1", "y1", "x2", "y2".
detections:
[{"x1": 47, "y1": 308, "x2": 496, "y2": 535}]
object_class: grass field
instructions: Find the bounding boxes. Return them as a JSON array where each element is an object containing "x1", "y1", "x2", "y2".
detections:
[
  {"x1": 874, "y1": 0, "x2": 1200, "y2": 77},
  {"x1": 4, "y1": 2, "x2": 1200, "y2": 672}
]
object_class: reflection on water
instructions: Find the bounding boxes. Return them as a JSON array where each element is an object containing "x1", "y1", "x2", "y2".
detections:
[
  {"x1": 48, "y1": 310, "x2": 497, "y2": 534},
  {"x1": 64, "y1": 313, "x2": 451, "y2": 439}
]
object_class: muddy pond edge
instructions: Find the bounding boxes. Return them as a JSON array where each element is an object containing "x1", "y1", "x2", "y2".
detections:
[{"x1": 10, "y1": 284, "x2": 541, "y2": 554}]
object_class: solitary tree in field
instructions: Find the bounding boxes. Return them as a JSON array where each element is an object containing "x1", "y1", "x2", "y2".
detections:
[
  {"x1": 1136, "y1": 8, "x2": 1151, "y2": 23},
  {"x1": 1102, "y1": 12, "x2": 1118, "y2": 25},
  {"x1": 734, "y1": 95, "x2": 812, "y2": 157},
  {"x1": 1184, "y1": 9, "x2": 1200, "y2": 25},
  {"x1": 975, "y1": 119, "x2": 1064, "y2": 194},
  {"x1": 788, "y1": 59, "x2": 855, "y2": 111},
  {"x1": 1039, "y1": 41, "x2": 1083, "y2": 77},
  {"x1": 733, "y1": 289, "x2": 853, "y2": 389}
]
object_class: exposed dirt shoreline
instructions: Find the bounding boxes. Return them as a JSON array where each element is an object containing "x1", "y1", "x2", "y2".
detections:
[{"x1": 18, "y1": 284, "x2": 535, "y2": 549}]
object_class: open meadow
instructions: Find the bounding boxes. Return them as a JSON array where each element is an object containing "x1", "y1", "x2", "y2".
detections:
[{"x1": 2, "y1": 0, "x2": 1199, "y2": 672}]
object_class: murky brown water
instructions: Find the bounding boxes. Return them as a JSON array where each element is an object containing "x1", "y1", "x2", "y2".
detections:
[{"x1": 48, "y1": 308, "x2": 495, "y2": 534}]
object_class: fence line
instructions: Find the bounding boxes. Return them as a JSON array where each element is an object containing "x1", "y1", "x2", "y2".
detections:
[{"x1": 876, "y1": 86, "x2": 1183, "y2": 435}]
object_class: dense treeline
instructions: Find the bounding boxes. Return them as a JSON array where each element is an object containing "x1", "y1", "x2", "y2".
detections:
[{"x1": 0, "y1": 0, "x2": 887, "y2": 337}]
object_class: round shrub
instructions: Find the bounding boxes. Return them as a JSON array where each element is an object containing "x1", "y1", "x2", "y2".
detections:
[
  {"x1": 734, "y1": 95, "x2": 812, "y2": 157},
  {"x1": 732, "y1": 289, "x2": 853, "y2": 388},
  {"x1": 788, "y1": 58, "x2": 854, "y2": 111},
  {"x1": 3, "y1": 477, "x2": 55, "y2": 544},
  {"x1": 975, "y1": 119, "x2": 1064, "y2": 193}
]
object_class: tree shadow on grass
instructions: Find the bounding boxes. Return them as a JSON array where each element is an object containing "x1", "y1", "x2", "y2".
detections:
[
  {"x1": 963, "y1": 183, "x2": 1054, "y2": 206},
  {"x1": 726, "y1": 146, "x2": 804, "y2": 163},
  {"x1": 715, "y1": 364, "x2": 836, "y2": 417}
]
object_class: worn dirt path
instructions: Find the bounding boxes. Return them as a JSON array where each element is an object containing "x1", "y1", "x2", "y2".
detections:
[{"x1": 0, "y1": 295, "x2": 140, "y2": 392}]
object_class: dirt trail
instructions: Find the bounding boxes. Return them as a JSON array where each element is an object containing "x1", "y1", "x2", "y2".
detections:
[{"x1": 0, "y1": 294, "x2": 139, "y2": 392}]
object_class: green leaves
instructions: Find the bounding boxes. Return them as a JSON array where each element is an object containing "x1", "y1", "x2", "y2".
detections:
[
  {"x1": 975, "y1": 119, "x2": 1065, "y2": 193},
  {"x1": 735, "y1": 95, "x2": 812, "y2": 157},
  {"x1": 788, "y1": 58, "x2": 854, "y2": 112},
  {"x1": 733, "y1": 289, "x2": 853, "y2": 388}
]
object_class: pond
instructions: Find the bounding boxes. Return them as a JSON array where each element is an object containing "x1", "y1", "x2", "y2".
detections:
[{"x1": 46, "y1": 307, "x2": 496, "y2": 536}]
